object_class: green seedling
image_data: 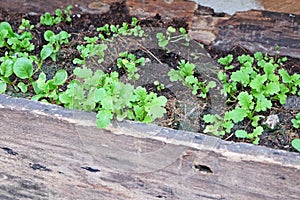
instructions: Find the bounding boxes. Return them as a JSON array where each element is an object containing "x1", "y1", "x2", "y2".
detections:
[
  {"x1": 168, "y1": 60, "x2": 216, "y2": 99},
  {"x1": 291, "y1": 113, "x2": 300, "y2": 129},
  {"x1": 40, "y1": 5, "x2": 72, "y2": 26},
  {"x1": 235, "y1": 126, "x2": 264, "y2": 144},
  {"x1": 18, "y1": 19, "x2": 34, "y2": 31},
  {"x1": 203, "y1": 114, "x2": 234, "y2": 136},
  {"x1": 32, "y1": 69, "x2": 68, "y2": 103},
  {"x1": 41, "y1": 30, "x2": 70, "y2": 61},
  {"x1": 59, "y1": 67, "x2": 167, "y2": 128},
  {"x1": 73, "y1": 36, "x2": 108, "y2": 65},
  {"x1": 205, "y1": 49, "x2": 300, "y2": 144},
  {"x1": 156, "y1": 26, "x2": 190, "y2": 50},
  {"x1": 0, "y1": 21, "x2": 34, "y2": 54},
  {"x1": 117, "y1": 51, "x2": 145, "y2": 81},
  {"x1": 97, "y1": 18, "x2": 144, "y2": 40},
  {"x1": 154, "y1": 80, "x2": 165, "y2": 91}
]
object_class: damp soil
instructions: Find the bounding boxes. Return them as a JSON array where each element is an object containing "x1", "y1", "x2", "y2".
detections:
[{"x1": 0, "y1": 1, "x2": 299, "y2": 152}]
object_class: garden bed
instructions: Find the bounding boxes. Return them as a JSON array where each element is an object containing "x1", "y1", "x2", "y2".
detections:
[
  {"x1": 0, "y1": 0, "x2": 300, "y2": 199},
  {"x1": 0, "y1": 0, "x2": 299, "y2": 151}
]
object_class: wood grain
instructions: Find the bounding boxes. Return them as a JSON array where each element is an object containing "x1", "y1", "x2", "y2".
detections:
[
  {"x1": 0, "y1": 95, "x2": 299, "y2": 199},
  {"x1": 212, "y1": 10, "x2": 300, "y2": 58}
]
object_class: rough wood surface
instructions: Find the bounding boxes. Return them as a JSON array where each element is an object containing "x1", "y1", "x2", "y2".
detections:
[
  {"x1": 0, "y1": 95, "x2": 299, "y2": 199},
  {"x1": 212, "y1": 10, "x2": 300, "y2": 58}
]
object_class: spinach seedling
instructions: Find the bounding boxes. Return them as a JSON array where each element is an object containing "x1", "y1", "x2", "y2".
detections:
[
  {"x1": 0, "y1": 21, "x2": 34, "y2": 54},
  {"x1": 235, "y1": 126, "x2": 264, "y2": 144},
  {"x1": 117, "y1": 51, "x2": 145, "y2": 81},
  {"x1": 18, "y1": 19, "x2": 34, "y2": 31},
  {"x1": 154, "y1": 80, "x2": 165, "y2": 91},
  {"x1": 205, "y1": 49, "x2": 300, "y2": 144},
  {"x1": 73, "y1": 36, "x2": 108, "y2": 65},
  {"x1": 32, "y1": 69, "x2": 68, "y2": 103},
  {"x1": 41, "y1": 30, "x2": 70, "y2": 61},
  {"x1": 168, "y1": 60, "x2": 216, "y2": 99},
  {"x1": 291, "y1": 113, "x2": 300, "y2": 129},
  {"x1": 40, "y1": 5, "x2": 73, "y2": 26},
  {"x1": 156, "y1": 26, "x2": 190, "y2": 50}
]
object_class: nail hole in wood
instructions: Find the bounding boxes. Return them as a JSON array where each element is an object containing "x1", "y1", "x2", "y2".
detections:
[{"x1": 194, "y1": 164, "x2": 213, "y2": 173}]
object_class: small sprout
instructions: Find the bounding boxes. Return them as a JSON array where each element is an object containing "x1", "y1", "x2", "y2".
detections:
[{"x1": 154, "y1": 81, "x2": 165, "y2": 91}]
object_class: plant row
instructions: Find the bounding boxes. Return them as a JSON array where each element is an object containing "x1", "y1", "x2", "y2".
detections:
[{"x1": 0, "y1": 6, "x2": 299, "y2": 152}]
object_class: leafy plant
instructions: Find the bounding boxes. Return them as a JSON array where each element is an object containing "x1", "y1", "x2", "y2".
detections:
[
  {"x1": 18, "y1": 19, "x2": 34, "y2": 31},
  {"x1": 117, "y1": 51, "x2": 145, "y2": 81},
  {"x1": 168, "y1": 60, "x2": 216, "y2": 98},
  {"x1": 32, "y1": 69, "x2": 68, "y2": 103},
  {"x1": 235, "y1": 126, "x2": 264, "y2": 144},
  {"x1": 40, "y1": 5, "x2": 72, "y2": 26},
  {"x1": 41, "y1": 30, "x2": 70, "y2": 61},
  {"x1": 154, "y1": 80, "x2": 165, "y2": 91},
  {"x1": 97, "y1": 18, "x2": 144, "y2": 40},
  {"x1": 203, "y1": 114, "x2": 233, "y2": 136},
  {"x1": 204, "y1": 50, "x2": 300, "y2": 144},
  {"x1": 0, "y1": 21, "x2": 34, "y2": 53},
  {"x1": 156, "y1": 27, "x2": 190, "y2": 50},
  {"x1": 291, "y1": 113, "x2": 300, "y2": 129},
  {"x1": 59, "y1": 67, "x2": 167, "y2": 128},
  {"x1": 73, "y1": 36, "x2": 108, "y2": 65}
]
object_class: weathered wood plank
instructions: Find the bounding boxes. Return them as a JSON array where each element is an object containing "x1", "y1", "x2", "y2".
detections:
[
  {"x1": 0, "y1": 95, "x2": 299, "y2": 199},
  {"x1": 212, "y1": 10, "x2": 300, "y2": 58}
]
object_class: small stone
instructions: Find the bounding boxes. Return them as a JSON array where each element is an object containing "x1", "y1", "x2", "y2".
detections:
[{"x1": 264, "y1": 114, "x2": 279, "y2": 129}]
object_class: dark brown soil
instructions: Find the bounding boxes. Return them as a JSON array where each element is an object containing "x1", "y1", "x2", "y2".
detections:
[{"x1": 0, "y1": 1, "x2": 299, "y2": 152}]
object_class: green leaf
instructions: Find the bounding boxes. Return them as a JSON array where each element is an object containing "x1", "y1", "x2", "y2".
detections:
[
  {"x1": 238, "y1": 91, "x2": 254, "y2": 110},
  {"x1": 94, "y1": 88, "x2": 106, "y2": 102},
  {"x1": 53, "y1": 69, "x2": 68, "y2": 85},
  {"x1": 254, "y1": 52, "x2": 263, "y2": 61},
  {"x1": 17, "y1": 82, "x2": 27, "y2": 93},
  {"x1": 254, "y1": 94, "x2": 272, "y2": 112},
  {"x1": 279, "y1": 69, "x2": 292, "y2": 83},
  {"x1": 235, "y1": 130, "x2": 248, "y2": 138},
  {"x1": 263, "y1": 62, "x2": 275, "y2": 77},
  {"x1": 203, "y1": 114, "x2": 216, "y2": 123},
  {"x1": 218, "y1": 54, "x2": 233, "y2": 66},
  {"x1": 44, "y1": 30, "x2": 54, "y2": 42},
  {"x1": 0, "y1": 59, "x2": 14, "y2": 78},
  {"x1": 225, "y1": 107, "x2": 247, "y2": 123},
  {"x1": 251, "y1": 115, "x2": 262, "y2": 127},
  {"x1": 0, "y1": 81, "x2": 7, "y2": 94},
  {"x1": 0, "y1": 21, "x2": 14, "y2": 36},
  {"x1": 96, "y1": 110, "x2": 113, "y2": 128},
  {"x1": 74, "y1": 67, "x2": 93, "y2": 79},
  {"x1": 167, "y1": 26, "x2": 176, "y2": 33},
  {"x1": 149, "y1": 105, "x2": 166, "y2": 119},
  {"x1": 59, "y1": 93, "x2": 72, "y2": 104},
  {"x1": 231, "y1": 70, "x2": 249, "y2": 86},
  {"x1": 13, "y1": 57, "x2": 33, "y2": 79},
  {"x1": 41, "y1": 45, "x2": 53, "y2": 60},
  {"x1": 291, "y1": 139, "x2": 300, "y2": 152},
  {"x1": 264, "y1": 82, "x2": 280, "y2": 96},
  {"x1": 238, "y1": 54, "x2": 254, "y2": 65},
  {"x1": 250, "y1": 74, "x2": 267, "y2": 92},
  {"x1": 158, "y1": 40, "x2": 168, "y2": 48}
]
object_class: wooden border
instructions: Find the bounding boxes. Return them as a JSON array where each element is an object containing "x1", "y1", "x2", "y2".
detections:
[{"x1": 0, "y1": 94, "x2": 299, "y2": 199}]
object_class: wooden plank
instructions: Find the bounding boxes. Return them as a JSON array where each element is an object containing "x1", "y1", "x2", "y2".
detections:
[
  {"x1": 212, "y1": 10, "x2": 300, "y2": 58},
  {"x1": 0, "y1": 94, "x2": 299, "y2": 199}
]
